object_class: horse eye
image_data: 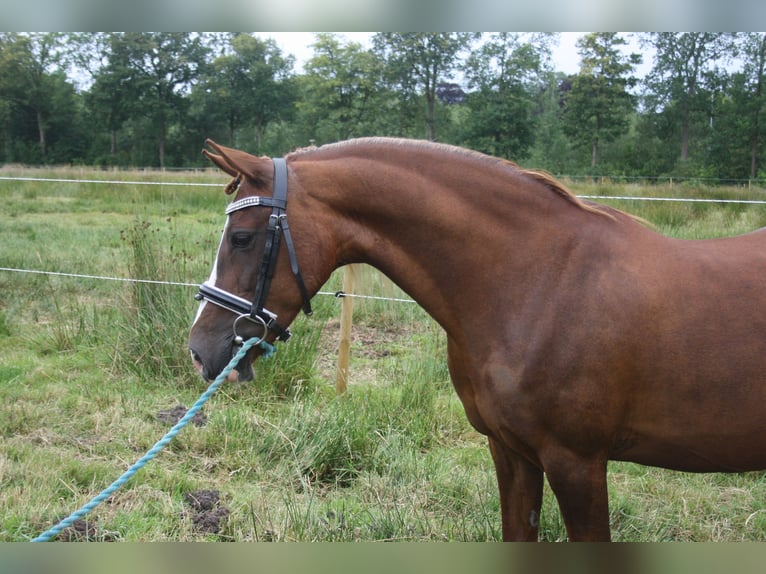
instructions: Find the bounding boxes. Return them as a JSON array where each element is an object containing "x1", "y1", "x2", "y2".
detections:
[{"x1": 230, "y1": 232, "x2": 255, "y2": 249}]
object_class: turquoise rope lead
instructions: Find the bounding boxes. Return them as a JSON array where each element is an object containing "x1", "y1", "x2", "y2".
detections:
[{"x1": 31, "y1": 337, "x2": 274, "y2": 542}]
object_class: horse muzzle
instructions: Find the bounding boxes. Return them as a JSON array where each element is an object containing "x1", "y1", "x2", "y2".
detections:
[{"x1": 190, "y1": 344, "x2": 255, "y2": 382}]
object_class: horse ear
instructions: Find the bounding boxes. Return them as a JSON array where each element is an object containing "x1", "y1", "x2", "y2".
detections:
[
  {"x1": 202, "y1": 147, "x2": 238, "y2": 177},
  {"x1": 202, "y1": 139, "x2": 272, "y2": 185}
]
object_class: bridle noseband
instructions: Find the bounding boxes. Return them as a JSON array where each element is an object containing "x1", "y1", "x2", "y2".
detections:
[{"x1": 195, "y1": 158, "x2": 312, "y2": 345}]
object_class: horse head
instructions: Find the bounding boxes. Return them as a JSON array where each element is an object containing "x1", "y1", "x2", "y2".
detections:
[{"x1": 188, "y1": 140, "x2": 318, "y2": 382}]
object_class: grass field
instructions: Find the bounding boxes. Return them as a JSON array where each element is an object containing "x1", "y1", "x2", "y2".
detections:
[{"x1": 2, "y1": 167, "x2": 766, "y2": 542}]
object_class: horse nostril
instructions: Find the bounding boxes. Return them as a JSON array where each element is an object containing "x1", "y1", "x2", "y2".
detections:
[{"x1": 190, "y1": 348, "x2": 207, "y2": 378}]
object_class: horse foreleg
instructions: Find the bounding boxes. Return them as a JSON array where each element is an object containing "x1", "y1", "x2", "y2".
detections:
[
  {"x1": 488, "y1": 437, "x2": 544, "y2": 541},
  {"x1": 544, "y1": 452, "x2": 611, "y2": 541}
]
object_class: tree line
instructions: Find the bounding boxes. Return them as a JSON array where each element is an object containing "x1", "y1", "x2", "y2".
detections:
[{"x1": 1, "y1": 32, "x2": 765, "y2": 182}]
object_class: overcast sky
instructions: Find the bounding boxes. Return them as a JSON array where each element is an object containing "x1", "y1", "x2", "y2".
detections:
[{"x1": 253, "y1": 32, "x2": 654, "y2": 77}]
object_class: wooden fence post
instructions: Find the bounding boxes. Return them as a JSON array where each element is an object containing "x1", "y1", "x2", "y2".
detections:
[{"x1": 335, "y1": 264, "x2": 357, "y2": 394}]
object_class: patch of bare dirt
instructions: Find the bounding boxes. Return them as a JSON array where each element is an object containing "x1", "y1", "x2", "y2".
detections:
[
  {"x1": 183, "y1": 489, "x2": 229, "y2": 535},
  {"x1": 58, "y1": 517, "x2": 116, "y2": 542},
  {"x1": 156, "y1": 405, "x2": 207, "y2": 427},
  {"x1": 317, "y1": 318, "x2": 411, "y2": 385}
]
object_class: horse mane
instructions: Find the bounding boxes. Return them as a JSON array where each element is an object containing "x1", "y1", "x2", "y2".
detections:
[
  {"x1": 519, "y1": 168, "x2": 618, "y2": 219},
  {"x1": 289, "y1": 138, "x2": 622, "y2": 221}
]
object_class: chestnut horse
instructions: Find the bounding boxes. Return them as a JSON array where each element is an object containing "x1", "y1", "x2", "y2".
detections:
[{"x1": 188, "y1": 138, "x2": 766, "y2": 541}]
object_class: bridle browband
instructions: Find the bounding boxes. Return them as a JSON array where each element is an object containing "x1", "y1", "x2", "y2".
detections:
[{"x1": 195, "y1": 157, "x2": 312, "y2": 345}]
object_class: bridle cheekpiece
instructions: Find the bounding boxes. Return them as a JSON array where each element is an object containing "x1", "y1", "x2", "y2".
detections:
[{"x1": 195, "y1": 158, "x2": 312, "y2": 347}]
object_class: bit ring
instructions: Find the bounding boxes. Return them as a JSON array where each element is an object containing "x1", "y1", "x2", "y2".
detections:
[{"x1": 232, "y1": 313, "x2": 268, "y2": 347}]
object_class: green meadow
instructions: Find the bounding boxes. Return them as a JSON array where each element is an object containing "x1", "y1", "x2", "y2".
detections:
[{"x1": 2, "y1": 167, "x2": 766, "y2": 542}]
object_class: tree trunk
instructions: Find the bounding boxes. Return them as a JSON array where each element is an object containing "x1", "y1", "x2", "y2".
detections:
[
  {"x1": 2, "y1": 117, "x2": 10, "y2": 162},
  {"x1": 425, "y1": 93, "x2": 436, "y2": 141},
  {"x1": 36, "y1": 109, "x2": 46, "y2": 159},
  {"x1": 680, "y1": 104, "x2": 690, "y2": 162},
  {"x1": 591, "y1": 116, "x2": 600, "y2": 168},
  {"x1": 158, "y1": 122, "x2": 166, "y2": 168},
  {"x1": 424, "y1": 63, "x2": 437, "y2": 141},
  {"x1": 591, "y1": 138, "x2": 599, "y2": 169},
  {"x1": 255, "y1": 122, "x2": 264, "y2": 151}
]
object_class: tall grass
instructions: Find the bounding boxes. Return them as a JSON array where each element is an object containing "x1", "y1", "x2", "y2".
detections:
[
  {"x1": 116, "y1": 219, "x2": 197, "y2": 383},
  {"x1": 1, "y1": 170, "x2": 766, "y2": 541}
]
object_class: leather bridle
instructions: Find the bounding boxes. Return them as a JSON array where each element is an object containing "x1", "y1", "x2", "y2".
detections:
[{"x1": 195, "y1": 158, "x2": 312, "y2": 346}]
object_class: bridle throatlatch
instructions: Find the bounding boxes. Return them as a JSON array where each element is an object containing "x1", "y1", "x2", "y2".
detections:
[{"x1": 195, "y1": 157, "x2": 313, "y2": 346}]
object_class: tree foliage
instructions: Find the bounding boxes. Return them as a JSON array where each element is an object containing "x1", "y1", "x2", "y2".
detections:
[
  {"x1": 738, "y1": 32, "x2": 766, "y2": 178},
  {"x1": 561, "y1": 33, "x2": 641, "y2": 168},
  {"x1": 192, "y1": 33, "x2": 295, "y2": 151},
  {"x1": 643, "y1": 33, "x2": 735, "y2": 165},
  {"x1": 0, "y1": 32, "x2": 72, "y2": 161},
  {"x1": 373, "y1": 33, "x2": 474, "y2": 141},
  {"x1": 461, "y1": 33, "x2": 555, "y2": 160},
  {"x1": 1, "y1": 32, "x2": 765, "y2": 182},
  {"x1": 296, "y1": 33, "x2": 386, "y2": 143}
]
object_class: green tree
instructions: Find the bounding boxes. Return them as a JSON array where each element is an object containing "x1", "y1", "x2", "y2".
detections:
[
  {"x1": 373, "y1": 33, "x2": 474, "y2": 141},
  {"x1": 296, "y1": 33, "x2": 386, "y2": 144},
  {"x1": 82, "y1": 33, "x2": 144, "y2": 162},
  {"x1": 703, "y1": 70, "x2": 749, "y2": 180},
  {"x1": 644, "y1": 33, "x2": 734, "y2": 165},
  {"x1": 196, "y1": 34, "x2": 295, "y2": 149},
  {"x1": 561, "y1": 33, "x2": 640, "y2": 169},
  {"x1": 119, "y1": 33, "x2": 210, "y2": 167},
  {"x1": 527, "y1": 73, "x2": 579, "y2": 173},
  {"x1": 0, "y1": 33, "x2": 68, "y2": 161},
  {"x1": 462, "y1": 33, "x2": 555, "y2": 159},
  {"x1": 737, "y1": 32, "x2": 766, "y2": 178}
]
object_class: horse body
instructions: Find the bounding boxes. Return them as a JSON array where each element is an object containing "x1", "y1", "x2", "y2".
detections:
[{"x1": 189, "y1": 138, "x2": 766, "y2": 541}]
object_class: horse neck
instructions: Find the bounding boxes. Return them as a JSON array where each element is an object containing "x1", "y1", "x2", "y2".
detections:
[{"x1": 295, "y1": 147, "x2": 590, "y2": 338}]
